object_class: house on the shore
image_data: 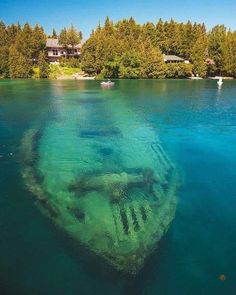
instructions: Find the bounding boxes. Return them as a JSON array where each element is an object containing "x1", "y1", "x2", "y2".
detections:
[
  {"x1": 46, "y1": 38, "x2": 85, "y2": 62},
  {"x1": 163, "y1": 55, "x2": 190, "y2": 64}
]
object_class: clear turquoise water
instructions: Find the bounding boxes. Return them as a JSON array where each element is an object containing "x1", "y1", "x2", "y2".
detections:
[{"x1": 0, "y1": 79, "x2": 236, "y2": 294}]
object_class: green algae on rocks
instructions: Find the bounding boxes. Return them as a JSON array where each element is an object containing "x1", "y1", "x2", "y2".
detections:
[{"x1": 20, "y1": 92, "x2": 179, "y2": 275}]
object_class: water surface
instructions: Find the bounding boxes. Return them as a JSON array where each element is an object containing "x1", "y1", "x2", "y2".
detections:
[{"x1": 0, "y1": 80, "x2": 236, "y2": 294}]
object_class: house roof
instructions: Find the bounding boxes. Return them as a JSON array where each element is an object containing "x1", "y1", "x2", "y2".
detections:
[
  {"x1": 46, "y1": 38, "x2": 85, "y2": 48},
  {"x1": 163, "y1": 55, "x2": 185, "y2": 62}
]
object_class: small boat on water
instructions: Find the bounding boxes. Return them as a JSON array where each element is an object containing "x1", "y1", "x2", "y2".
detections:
[
  {"x1": 101, "y1": 79, "x2": 115, "y2": 87},
  {"x1": 217, "y1": 77, "x2": 223, "y2": 86}
]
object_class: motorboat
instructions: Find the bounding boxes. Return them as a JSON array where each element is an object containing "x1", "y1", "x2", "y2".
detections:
[{"x1": 101, "y1": 80, "x2": 115, "y2": 87}]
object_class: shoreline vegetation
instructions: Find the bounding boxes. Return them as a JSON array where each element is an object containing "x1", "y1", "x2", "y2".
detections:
[{"x1": 0, "y1": 17, "x2": 236, "y2": 80}]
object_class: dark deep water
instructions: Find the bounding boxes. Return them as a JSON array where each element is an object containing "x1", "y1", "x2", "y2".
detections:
[{"x1": 0, "y1": 79, "x2": 236, "y2": 295}]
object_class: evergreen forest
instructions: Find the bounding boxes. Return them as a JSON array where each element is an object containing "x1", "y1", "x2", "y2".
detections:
[{"x1": 1, "y1": 17, "x2": 236, "y2": 79}]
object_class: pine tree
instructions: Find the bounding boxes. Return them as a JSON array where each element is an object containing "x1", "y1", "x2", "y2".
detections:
[
  {"x1": 208, "y1": 25, "x2": 227, "y2": 75},
  {"x1": 104, "y1": 17, "x2": 114, "y2": 35},
  {"x1": 32, "y1": 24, "x2": 46, "y2": 60},
  {"x1": 0, "y1": 21, "x2": 9, "y2": 77},
  {"x1": 164, "y1": 18, "x2": 181, "y2": 55},
  {"x1": 181, "y1": 21, "x2": 194, "y2": 58},
  {"x1": 142, "y1": 22, "x2": 156, "y2": 45},
  {"x1": 52, "y1": 28, "x2": 57, "y2": 38},
  {"x1": 119, "y1": 51, "x2": 141, "y2": 79},
  {"x1": 9, "y1": 45, "x2": 33, "y2": 78},
  {"x1": 81, "y1": 34, "x2": 97, "y2": 75},
  {"x1": 140, "y1": 41, "x2": 166, "y2": 78},
  {"x1": 67, "y1": 25, "x2": 82, "y2": 53},
  {"x1": 58, "y1": 28, "x2": 68, "y2": 54},
  {"x1": 59, "y1": 25, "x2": 82, "y2": 57},
  {"x1": 0, "y1": 47, "x2": 9, "y2": 77},
  {"x1": 191, "y1": 35, "x2": 208, "y2": 77},
  {"x1": 6, "y1": 23, "x2": 21, "y2": 46},
  {"x1": 155, "y1": 19, "x2": 166, "y2": 51},
  {"x1": 222, "y1": 31, "x2": 236, "y2": 77},
  {"x1": 0, "y1": 21, "x2": 7, "y2": 47},
  {"x1": 38, "y1": 51, "x2": 50, "y2": 78},
  {"x1": 14, "y1": 23, "x2": 34, "y2": 59},
  {"x1": 102, "y1": 57, "x2": 120, "y2": 78}
]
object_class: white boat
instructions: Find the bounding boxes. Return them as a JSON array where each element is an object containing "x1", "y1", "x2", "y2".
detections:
[
  {"x1": 100, "y1": 80, "x2": 115, "y2": 87},
  {"x1": 217, "y1": 77, "x2": 223, "y2": 86}
]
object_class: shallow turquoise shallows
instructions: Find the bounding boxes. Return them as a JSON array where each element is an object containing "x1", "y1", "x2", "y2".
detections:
[{"x1": 0, "y1": 79, "x2": 236, "y2": 295}]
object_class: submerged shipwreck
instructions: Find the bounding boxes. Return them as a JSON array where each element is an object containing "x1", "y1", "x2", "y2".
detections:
[{"x1": 21, "y1": 91, "x2": 179, "y2": 275}]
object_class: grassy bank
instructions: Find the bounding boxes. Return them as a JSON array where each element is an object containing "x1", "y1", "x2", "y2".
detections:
[{"x1": 32, "y1": 64, "x2": 82, "y2": 79}]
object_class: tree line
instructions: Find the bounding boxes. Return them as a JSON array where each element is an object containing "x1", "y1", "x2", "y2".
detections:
[
  {"x1": 0, "y1": 22, "x2": 49, "y2": 78},
  {"x1": 0, "y1": 21, "x2": 82, "y2": 78},
  {"x1": 0, "y1": 18, "x2": 236, "y2": 79},
  {"x1": 81, "y1": 17, "x2": 236, "y2": 79}
]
